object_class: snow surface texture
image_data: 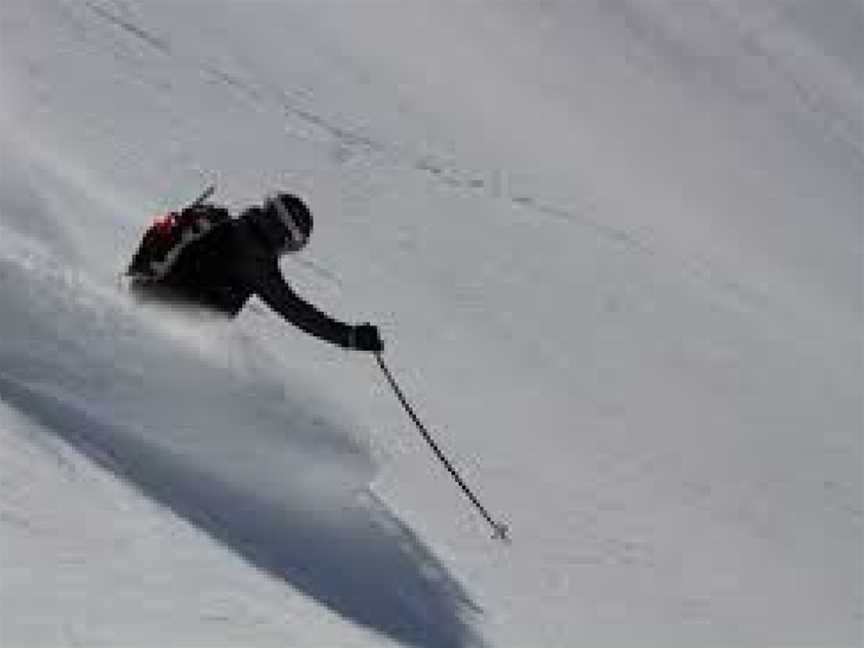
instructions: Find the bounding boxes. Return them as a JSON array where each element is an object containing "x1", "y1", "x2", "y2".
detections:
[{"x1": 1, "y1": 1, "x2": 861, "y2": 646}]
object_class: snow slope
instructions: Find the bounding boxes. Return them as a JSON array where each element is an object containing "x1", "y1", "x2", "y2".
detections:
[{"x1": 1, "y1": 1, "x2": 861, "y2": 646}]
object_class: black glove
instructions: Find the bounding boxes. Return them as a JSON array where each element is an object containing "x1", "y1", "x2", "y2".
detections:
[{"x1": 351, "y1": 323, "x2": 384, "y2": 353}]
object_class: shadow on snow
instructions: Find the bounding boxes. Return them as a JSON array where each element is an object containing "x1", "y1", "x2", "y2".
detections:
[{"x1": 0, "y1": 372, "x2": 484, "y2": 648}]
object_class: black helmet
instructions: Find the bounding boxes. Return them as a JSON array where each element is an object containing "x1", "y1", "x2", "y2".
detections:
[{"x1": 258, "y1": 193, "x2": 313, "y2": 254}]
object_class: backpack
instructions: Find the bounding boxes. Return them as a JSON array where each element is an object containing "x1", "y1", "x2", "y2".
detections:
[{"x1": 127, "y1": 202, "x2": 230, "y2": 282}]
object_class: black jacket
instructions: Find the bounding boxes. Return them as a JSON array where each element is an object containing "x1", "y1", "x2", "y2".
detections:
[{"x1": 135, "y1": 207, "x2": 354, "y2": 349}]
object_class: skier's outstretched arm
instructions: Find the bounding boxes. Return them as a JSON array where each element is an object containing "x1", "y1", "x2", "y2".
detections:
[
  {"x1": 250, "y1": 264, "x2": 382, "y2": 352},
  {"x1": 252, "y1": 265, "x2": 352, "y2": 348}
]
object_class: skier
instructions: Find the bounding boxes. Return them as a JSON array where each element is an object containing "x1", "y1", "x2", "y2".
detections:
[{"x1": 126, "y1": 191, "x2": 384, "y2": 353}]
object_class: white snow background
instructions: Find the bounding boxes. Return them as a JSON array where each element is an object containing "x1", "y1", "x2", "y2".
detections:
[{"x1": 0, "y1": 1, "x2": 861, "y2": 646}]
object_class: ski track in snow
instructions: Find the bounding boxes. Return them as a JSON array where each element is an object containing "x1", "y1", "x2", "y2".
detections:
[{"x1": 77, "y1": 0, "x2": 811, "y2": 324}]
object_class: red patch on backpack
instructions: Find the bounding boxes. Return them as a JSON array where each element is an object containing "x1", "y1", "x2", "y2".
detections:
[{"x1": 152, "y1": 213, "x2": 175, "y2": 233}]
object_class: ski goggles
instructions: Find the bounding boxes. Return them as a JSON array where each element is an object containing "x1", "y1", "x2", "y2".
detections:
[{"x1": 265, "y1": 194, "x2": 308, "y2": 252}]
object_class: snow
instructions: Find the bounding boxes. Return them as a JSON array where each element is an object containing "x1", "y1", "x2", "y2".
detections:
[{"x1": 1, "y1": 1, "x2": 861, "y2": 646}]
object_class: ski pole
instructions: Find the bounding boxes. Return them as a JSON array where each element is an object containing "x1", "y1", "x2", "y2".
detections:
[{"x1": 374, "y1": 352, "x2": 510, "y2": 542}]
